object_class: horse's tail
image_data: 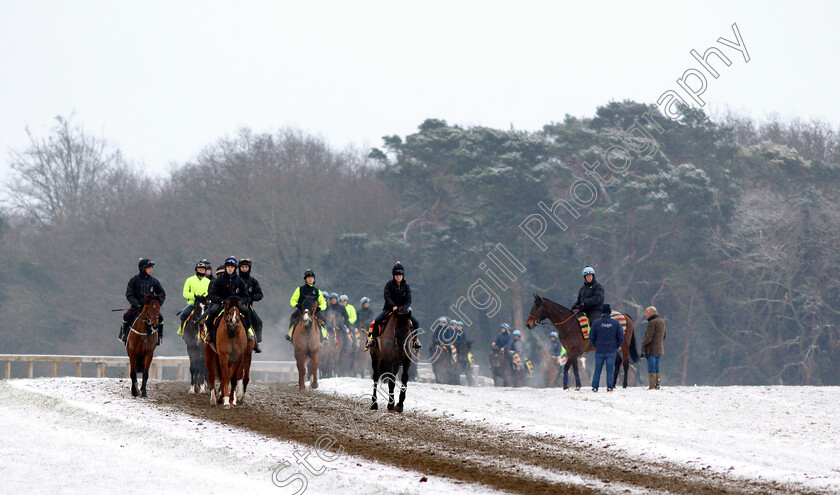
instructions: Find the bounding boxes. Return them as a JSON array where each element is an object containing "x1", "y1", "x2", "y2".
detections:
[{"x1": 629, "y1": 327, "x2": 639, "y2": 363}]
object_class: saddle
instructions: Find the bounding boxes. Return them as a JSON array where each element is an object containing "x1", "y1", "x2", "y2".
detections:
[{"x1": 579, "y1": 310, "x2": 627, "y2": 340}]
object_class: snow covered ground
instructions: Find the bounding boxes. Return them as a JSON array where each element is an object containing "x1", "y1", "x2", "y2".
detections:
[
  {"x1": 2, "y1": 377, "x2": 838, "y2": 494},
  {"x1": 0, "y1": 378, "x2": 504, "y2": 495},
  {"x1": 318, "y1": 378, "x2": 840, "y2": 493}
]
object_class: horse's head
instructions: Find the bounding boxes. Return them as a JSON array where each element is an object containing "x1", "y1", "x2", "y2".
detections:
[
  {"x1": 222, "y1": 297, "x2": 242, "y2": 335},
  {"x1": 526, "y1": 294, "x2": 547, "y2": 329},
  {"x1": 142, "y1": 295, "x2": 161, "y2": 326}
]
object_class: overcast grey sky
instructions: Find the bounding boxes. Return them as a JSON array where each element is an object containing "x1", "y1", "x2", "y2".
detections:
[{"x1": 1, "y1": 1, "x2": 837, "y2": 177}]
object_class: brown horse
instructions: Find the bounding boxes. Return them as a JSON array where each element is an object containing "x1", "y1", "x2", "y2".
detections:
[
  {"x1": 205, "y1": 298, "x2": 248, "y2": 408},
  {"x1": 291, "y1": 297, "x2": 322, "y2": 392},
  {"x1": 526, "y1": 295, "x2": 638, "y2": 389},
  {"x1": 542, "y1": 349, "x2": 588, "y2": 388},
  {"x1": 126, "y1": 295, "x2": 160, "y2": 397},
  {"x1": 369, "y1": 309, "x2": 414, "y2": 412},
  {"x1": 432, "y1": 344, "x2": 460, "y2": 385}
]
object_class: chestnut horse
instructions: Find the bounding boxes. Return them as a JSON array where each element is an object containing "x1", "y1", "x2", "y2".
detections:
[
  {"x1": 126, "y1": 295, "x2": 160, "y2": 397},
  {"x1": 526, "y1": 295, "x2": 638, "y2": 389},
  {"x1": 205, "y1": 298, "x2": 248, "y2": 409},
  {"x1": 291, "y1": 297, "x2": 322, "y2": 392},
  {"x1": 369, "y1": 309, "x2": 414, "y2": 412}
]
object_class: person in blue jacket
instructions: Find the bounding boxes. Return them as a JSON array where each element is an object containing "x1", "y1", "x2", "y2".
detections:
[
  {"x1": 492, "y1": 323, "x2": 512, "y2": 350},
  {"x1": 588, "y1": 304, "x2": 624, "y2": 392}
]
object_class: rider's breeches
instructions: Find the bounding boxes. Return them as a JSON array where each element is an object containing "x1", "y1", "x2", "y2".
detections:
[
  {"x1": 180, "y1": 304, "x2": 195, "y2": 323},
  {"x1": 123, "y1": 308, "x2": 139, "y2": 325}
]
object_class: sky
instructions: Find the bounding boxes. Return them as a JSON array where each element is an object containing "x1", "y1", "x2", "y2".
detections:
[{"x1": 1, "y1": 1, "x2": 838, "y2": 178}]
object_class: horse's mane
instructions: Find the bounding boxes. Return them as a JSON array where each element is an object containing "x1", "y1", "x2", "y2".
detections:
[{"x1": 537, "y1": 295, "x2": 573, "y2": 313}]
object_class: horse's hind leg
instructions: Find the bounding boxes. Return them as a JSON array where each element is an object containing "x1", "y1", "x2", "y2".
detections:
[
  {"x1": 387, "y1": 375, "x2": 396, "y2": 411},
  {"x1": 572, "y1": 360, "x2": 581, "y2": 390},
  {"x1": 562, "y1": 360, "x2": 571, "y2": 390},
  {"x1": 130, "y1": 358, "x2": 139, "y2": 397}
]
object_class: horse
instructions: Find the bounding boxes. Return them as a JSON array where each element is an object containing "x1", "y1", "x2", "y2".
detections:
[
  {"x1": 369, "y1": 309, "x2": 414, "y2": 412},
  {"x1": 291, "y1": 297, "x2": 322, "y2": 392},
  {"x1": 205, "y1": 297, "x2": 248, "y2": 408},
  {"x1": 181, "y1": 298, "x2": 208, "y2": 394},
  {"x1": 541, "y1": 350, "x2": 588, "y2": 388},
  {"x1": 126, "y1": 295, "x2": 160, "y2": 397},
  {"x1": 432, "y1": 343, "x2": 460, "y2": 385},
  {"x1": 338, "y1": 324, "x2": 357, "y2": 376},
  {"x1": 455, "y1": 340, "x2": 475, "y2": 386},
  {"x1": 526, "y1": 295, "x2": 638, "y2": 389},
  {"x1": 489, "y1": 347, "x2": 514, "y2": 387}
]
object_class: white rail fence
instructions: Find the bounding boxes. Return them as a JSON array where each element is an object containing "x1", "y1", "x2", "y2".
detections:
[{"x1": 0, "y1": 354, "x2": 487, "y2": 385}]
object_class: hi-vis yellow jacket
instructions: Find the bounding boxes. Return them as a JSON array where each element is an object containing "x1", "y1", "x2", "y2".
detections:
[
  {"x1": 290, "y1": 284, "x2": 327, "y2": 311},
  {"x1": 344, "y1": 303, "x2": 357, "y2": 324},
  {"x1": 182, "y1": 275, "x2": 211, "y2": 304}
]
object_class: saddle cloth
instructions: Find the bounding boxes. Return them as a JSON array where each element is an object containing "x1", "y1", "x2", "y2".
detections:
[{"x1": 579, "y1": 310, "x2": 627, "y2": 340}]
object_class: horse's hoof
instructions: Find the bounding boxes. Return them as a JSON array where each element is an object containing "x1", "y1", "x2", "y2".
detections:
[
  {"x1": 224, "y1": 404, "x2": 231, "y2": 410},
  {"x1": 575, "y1": 387, "x2": 581, "y2": 391},
  {"x1": 188, "y1": 387, "x2": 195, "y2": 395},
  {"x1": 394, "y1": 404, "x2": 404, "y2": 413},
  {"x1": 387, "y1": 403, "x2": 395, "y2": 411},
  {"x1": 141, "y1": 391, "x2": 147, "y2": 398},
  {"x1": 370, "y1": 402, "x2": 378, "y2": 410},
  {"x1": 311, "y1": 382, "x2": 319, "y2": 390},
  {"x1": 131, "y1": 389, "x2": 138, "y2": 397}
]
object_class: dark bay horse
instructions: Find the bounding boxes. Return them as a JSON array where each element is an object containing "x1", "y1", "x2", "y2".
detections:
[
  {"x1": 526, "y1": 295, "x2": 638, "y2": 389},
  {"x1": 126, "y1": 295, "x2": 160, "y2": 397},
  {"x1": 205, "y1": 298, "x2": 248, "y2": 409},
  {"x1": 181, "y1": 299, "x2": 208, "y2": 394},
  {"x1": 291, "y1": 297, "x2": 322, "y2": 392},
  {"x1": 369, "y1": 309, "x2": 414, "y2": 412}
]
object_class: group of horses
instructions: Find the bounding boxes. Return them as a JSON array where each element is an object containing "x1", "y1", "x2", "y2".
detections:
[
  {"x1": 126, "y1": 295, "x2": 254, "y2": 408},
  {"x1": 122, "y1": 292, "x2": 640, "y2": 413}
]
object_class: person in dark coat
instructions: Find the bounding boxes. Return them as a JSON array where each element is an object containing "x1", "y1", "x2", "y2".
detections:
[
  {"x1": 492, "y1": 324, "x2": 512, "y2": 350},
  {"x1": 238, "y1": 258, "x2": 264, "y2": 353},
  {"x1": 641, "y1": 305, "x2": 667, "y2": 390},
  {"x1": 588, "y1": 304, "x2": 624, "y2": 392},
  {"x1": 431, "y1": 317, "x2": 449, "y2": 345},
  {"x1": 357, "y1": 297, "x2": 374, "y2": 331},
  {"x1": 120, "y1": 258, "x2": 166, "y2": 345},
  {"x1": 367, "y1": 261, "x2": 421, "y2": 350},
  {"x1": 200, "y1": 256, "x2": 249, "y2": 347},
  {"x1": 573, "y1": 266, "x2": 605, "y2": 324}
]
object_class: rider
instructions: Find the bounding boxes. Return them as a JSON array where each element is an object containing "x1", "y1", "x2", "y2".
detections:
[
  {"x1": 356, "y1": 297, "x2": 374, "y2": 330},
  {"x1": 549, "y1": 331, "x2": 567, "y2": 366},
  {"x1": 366, "y1": 261, "x2": 421, "y2": 351},
  {"x1": 203, "y1": 260, "x2": 214, "y2": 281},
  {"x1": 507, "y1": 330, "x2": 525, "y2": 369},
  {"x1": 431, "y1": 316, "x2": 449, "y2": 345},
  {"x1": 327, "y1": 292, "x2": 350, "y2": 325},
  {"x1": 178, "y1": 260, "x2": 210, "y2": 336},
  {"x1": 287, "y1": 269, "x2": 328, "y2": 342},
  {"x1": 200, "y1": 256, "x2": 250, "y2": 349},
  {"x1": 339, "y1": 295, "x2": 357, "y2": 328},
  {"x1": 120, "y1": 258, "x2": 166, "y2": 345},
  {"x1": 572, "y1": 266, "x2": 605, "y2": 325},
  {"x1": 454, "y1": 321, "x2": 468, "y2": 343},
  {"x1": 491, "y1": 323, "x2": 512, "y2": 351},
  {"x1": 238, "y1": 258, "x2": 264, "y2": 353}
]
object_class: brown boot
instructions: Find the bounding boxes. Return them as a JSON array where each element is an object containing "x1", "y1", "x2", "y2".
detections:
[
  {"x1": 648, "y1": 373, "x2": 656, "y2": 390},
  {"x1": 654, "y1": 373, "x2": 661, "y2": 390}
]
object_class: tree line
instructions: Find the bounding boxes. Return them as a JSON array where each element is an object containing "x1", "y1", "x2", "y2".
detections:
[{"x1": 2, "y1": 101, "x2": 838, "y2": 385}]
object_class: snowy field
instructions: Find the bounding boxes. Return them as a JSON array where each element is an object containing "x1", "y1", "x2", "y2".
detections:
[
  {"x1": 318, "y1": 378, "x2": 840, "y2": 493},
  {"x1": 1, "y1": 377, "x2": 839, "y2": 494}
]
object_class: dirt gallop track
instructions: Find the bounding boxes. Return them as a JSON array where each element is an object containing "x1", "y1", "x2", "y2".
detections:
[{"x1": 149, "y1": 381, "x2": 820, "y2": 494}]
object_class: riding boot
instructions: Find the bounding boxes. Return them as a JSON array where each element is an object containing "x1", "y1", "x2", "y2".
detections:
[
  {"x1": 648, "y1": 373, "x2": 656, "y2": 390},
  {"x1": 118, "y1": 320, "x2": 129, "y2": 343},
  {"x1": 655, "y1": 372, "x2": 661, "y2": 390},
  {"x1": 157, "y1": 323, "x2": 164, "y2": 346},
  {"x1": 254, "y1": 324, "x2": 263, "y2": 353}
]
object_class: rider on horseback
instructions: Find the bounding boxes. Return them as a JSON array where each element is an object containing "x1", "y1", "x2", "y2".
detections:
[
  {"x1": 357, "y1": 297, "x2": 373, "y2": 331},
  {"x1": 339, "y1": 295, "x2": 357, "y2": 328},
  {"x1": 238, "y1": 258, "x2": 264, "y2": 353},
  {"x1": 454, "y1": 321, "x2": 468, "y2": 343},
  {"x1": 366, "y1": 261, "x2": 422, "y2": 351},
  {"x1": 178, "y1": 260, "x2": 210, "y2": 336},
  {"x1": 549, "y1": 331, "x2": 566, "y2": 366},
  {"x1": 287, "y1": 269, "x2": 327, "y2": 342},
  {"x1": 120, "y1": 258, "x2": 166, "y2": 345},
  {"x1": 199, "y1": 256, "x2": 250, "y2": 348},
  {"x1": 572, "y1": 266, "x2": 605, "y2": 325},
  {"x1": 491, "y1": 323, "x2": 512, "y2": 351},
  {"x1": 431, "y1": 316, "x2": 449, "y2": 345}
]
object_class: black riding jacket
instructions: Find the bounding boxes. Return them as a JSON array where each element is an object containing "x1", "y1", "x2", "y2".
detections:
[
  {"x1": 239, "y1": 272, "x2": 263, "y2": 304},
  {"x1": 575, "y1": 277, "x2": 605, "y2": 313},
  {"x1": 383, "y1": 279, "x2": 412, "y2": 311},
  {"x1": 356, "y1": 305, "x2": 374, "y2": 327},
  {"x1": 209, "y1": 272, "x2": 248, "y2": 304},
  {"x1": 126, "y1": 271, "x2": 166, "y2": 308}
]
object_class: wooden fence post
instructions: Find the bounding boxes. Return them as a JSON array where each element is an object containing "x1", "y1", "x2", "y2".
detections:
[
  {"x1": 5, "y1": 361, "x2": 10, "y2": 379},
  {"x1": 52, "y1": 362, "x2": 58, "y2": 377},
  {"x1": 76, "y1": 362, "x2": 82, "y2": 377},
  {"x1": 28, "y1": 361, "x2": 34, "y2": 379}
]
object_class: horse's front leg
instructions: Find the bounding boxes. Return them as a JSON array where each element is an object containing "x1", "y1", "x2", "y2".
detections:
[
  {"x1": 130, "y1": 356, "x2": 139, "y2": 397},
  {"x1": 309, "y1": 351, "x2": 319, "y2": 390},
  {"x1": 395, "y1": 363, "x2": 409, "y2": 413},
  {"x1": 572, "y1": 360, "x2": 581, "y2": 390},
  {"x1": 622, "y1": 349, "x2": 630, "y2": 388},
  {"x1": 370, "y1": 366, "x2": 380, "y2": 410},
  {"x1": 387, "y1": 373, "x2": 396, "y2": 411}
]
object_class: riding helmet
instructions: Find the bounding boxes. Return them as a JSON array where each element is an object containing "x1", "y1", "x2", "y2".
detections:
[
  {"x1": 238, "y1": 258, "x2": 252, "y2": 268},
  {"x1": 360, "y1": 297, "x2": 370, "y2": 305},
  {"x1": 330, "y1": 292, "x2": 339, "y2": 300},
  {"x1": 582, "y1": 266, "x2": 595, "y2": 277},
  {"x1": 500, "y1": 323, "x2": 510, "y2": 331},
  {"x1": 304, "y1": 269, "x2": 316, "y2": 280},
  {"x1": 550, "y1": 331, "x2": 558, "y2": 338},
  {"x1": 138, "y1": 258, "x2": 155, "y2": 270},
  {"x1": 224, "y1": 256, "x2": 237, "y2": 267},
  {"x1": 392, "y1": 261, "x2": 405, "y2": 276},
  {"x1": 512, "y1": 330, "x2": 521, "y2": 337},
  {"x1": 339, "y1": 295, "x2": 348, "y2": 302},
  {"x1": 195, "y1": 261, "x2": 207, "y2": 270}
]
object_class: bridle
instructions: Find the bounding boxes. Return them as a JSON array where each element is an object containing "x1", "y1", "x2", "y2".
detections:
[{"x1": 531, "y1": 298, "x2": 580, "y2": 340}]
